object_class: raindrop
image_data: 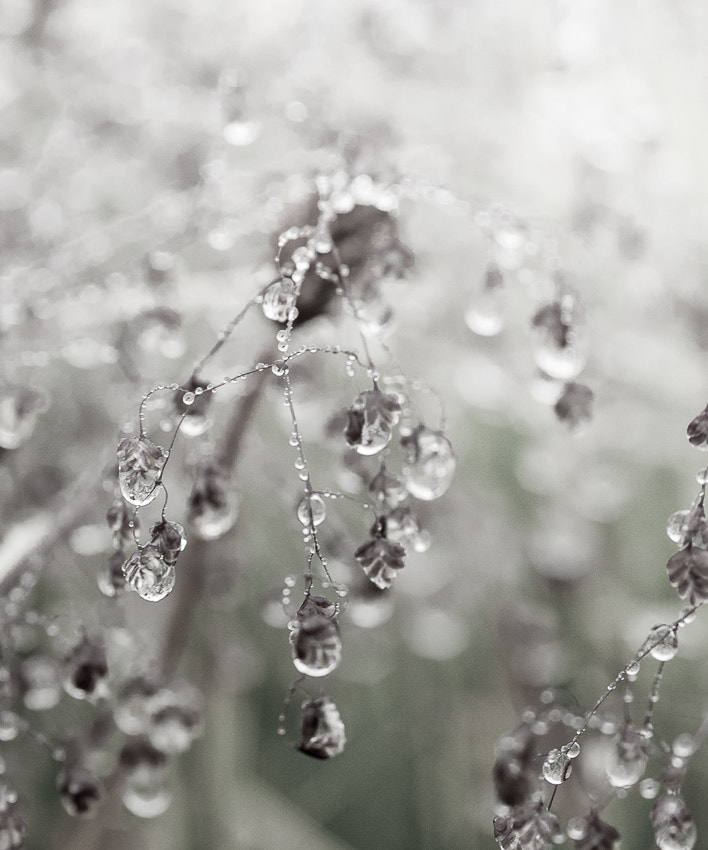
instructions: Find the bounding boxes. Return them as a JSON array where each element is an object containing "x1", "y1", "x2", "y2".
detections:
[
  {"x1": 117, "y1": 436, "x2": 166, "y2": 507},
  {"x1": 648, "y1": 625, "x2": 678, "y2": 661},
  {"x1": 542, "y1": 749, "x2": 572, "y2": 784},
  {"x1": 122, "y1": 547, "x2": 175, "y2": 602},
  {"x1": 296, "y1": 494, "x2": 326, "y2": 528}
]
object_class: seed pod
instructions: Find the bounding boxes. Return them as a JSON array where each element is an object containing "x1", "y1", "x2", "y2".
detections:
[
  {"x1": 116, "y1": 436, "x2": 166, "y2": 507},
  {"x1": 57, "y1": 765, "x2": 104, "y2": 818},
  {"x1": 298, "y1": 696, "x2": 346, "y2": 759},
  {"x1": 344, "y1": 388, "x2": 401, "y2": 456}
]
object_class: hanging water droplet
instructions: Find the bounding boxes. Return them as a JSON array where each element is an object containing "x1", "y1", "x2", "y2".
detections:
[
  {"x1": 401, "y1": 426, "x2": 456, "y2": 500},
  {"x1": 0, "y1": 383, "x2": 49, "y2": 450},
  {"x1": 565, "y1": 741, "x2": 581, "y2": 759},
  {"x1": 672, "y1": 733, "x2": 695, "y2": 759},
  {"x1": 606, "y1": 724, "x2": 648, "y2": 788},
  {"x1": 648, "y1": 625, "x2": 679, "y2": 661},
  {"x1": 117, "y1": 436, "x2": 166, "y2": 506},
  {"x1": 0, "y1": 712, "x2": 19, "y2": 742},
  {"x1": 291, "y1": 612, "x2": 342, "y2": 678},
  {"x1": 296, "y1": 494, "x2": 326, "y2": 528},
  {"x1": 186, "y1": 461, "x2": 238, "y2": 541},
  {"x1": 57, "y1": 765, "x2": 104, "y2": 817},
  {"x1": 651, "y1": 795, "x2": 697, "y2": 850},
  {"x1": 542, "y1": 748, "x2": 572, "y2": 784},
  {"x1": 344, "y1": 389, "x2": 401, "y2": 456},
  {"x1": 122, "y1": 546, "x2": 175, "y2": 602},
  {"x1": 640, "y1": 777, "x2": 661, "y2": 799},
  {"x1": 666, "y1": 510, "x2": 690, "y2": 544},
  {"x1": 464, "y1": 264, "x2": 505, "y2": 336},
  {"x1": 566, "y1": 817, "x2": 587, "y2": 840},
  {"x1": 262, "y1": 277, "x2": 297, "y2": 323},
  {"x1": 298, "y1": 696, "x2": 346, "y2": 759},
  {"x1": 626, "y1": 659, "x2": 641, "y2": 680}
]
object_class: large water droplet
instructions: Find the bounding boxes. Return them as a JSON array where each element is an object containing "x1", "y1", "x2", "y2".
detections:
[
  {"x1": 122, "y1": 546, "x2": 175, "y2": 602},
  {"x1": 117, "y1": 436, "x2": 166, "y2": 507},
  {"x1": 542, "y1": 748, "x2": 572, "y2": 784},
  {"x1": 401, "y1": 426, "x2": 456, "y2": 500},
  {"x1": 262, "y1": 277, "x2": 297, "y2": 323},
  {"x1": 648, "y1": 625, "x2": 678, "y2": 661},
  {"x1": 296, "y1": 494, "x2": 326, "y2": 528}
]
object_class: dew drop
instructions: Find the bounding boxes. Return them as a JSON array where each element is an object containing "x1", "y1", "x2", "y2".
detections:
[
  {"x1": 666, "y1": 510, "x2": 690, "y2": 544},
  {"x1": 296, "y1": 494, "x2": 326, "y2": 527},
  {"x1": 640, "y1": 777, "x2": 660, "y2": 799},
  {"x1": 565, "y1": 741, "x2": 581, "y2": 759},
  {"x1": 626, "y1": 659, "x2": 641, "y2": 680},
  {"x1": 648, "y1": 625, "x2": 678, "y2": 661},
  {"x1": 542, "y1": 749, "x2": 572, "y2": 784}
]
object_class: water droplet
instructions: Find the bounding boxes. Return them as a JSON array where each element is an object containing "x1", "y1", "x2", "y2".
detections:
[
  {"x1": 291, "y1": 614, "x2": 342, "y2": 678},
  {"x1": 626, "y1": 659, "x2": 641, "y2": 680},
  {"x1": 542, "y1": 749, "x2": 572, "y2": 784},
  {"x1": 401, "y1": 426, "x2": 456, "y2": 500},
  {"x1": 122, "y1": 547, "x2": 175, "y2": 602},
  {"x1": 651, "y1": 795, "x2": 696, "y2": 850},
  {"x1": 182, "y1": 392, "x2": 195, "y2": 406},
  {"x1": 666, "y1": 510, "x2": 690, "y2": 544},
  {"x1": 564, "y1": 741, "x2": 581, "y2": 759},
  {"x1": 117, "y1": 436, "x2": 166, "y2": 507},
  {"x1": 648, "y1": 625, "x2": 678, "y2": 661},
  {"x1": 186, "y1": 462, "x2": 239, "y2": 541},
  {"x1": 673, "y1": 733, "x2": 695, "y2": 758},
  {"x1": 0, "y1": 712, "x2": 19, "y2": 742},
  {"x1": 297, "y1": 494, "x2": 326, "y2": 528},
  {"x1": 639, "y1": 777, "x2": 660, "y2": 799},
  {"x1": 606, "y1": 724, "x2": 648, "y2": 788},
  {"x1": 262, "y1": 277, "x2": 297, "y2": 323}
]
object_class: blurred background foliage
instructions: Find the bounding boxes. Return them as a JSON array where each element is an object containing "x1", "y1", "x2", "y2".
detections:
[{"x1": 2, "y1": 0, "x2": 708, "y2": 848}]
